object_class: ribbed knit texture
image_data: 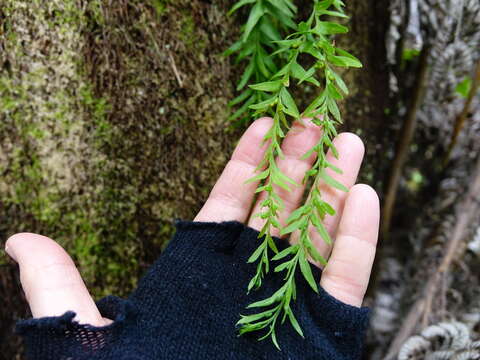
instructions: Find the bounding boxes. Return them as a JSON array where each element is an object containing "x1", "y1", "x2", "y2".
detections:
[{"x1": 17, "y1": 221, "x2": 370, "y2": 360}]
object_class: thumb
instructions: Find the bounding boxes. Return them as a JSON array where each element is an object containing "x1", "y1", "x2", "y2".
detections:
[{"x1": 5, "y1": 233, "x2": 109, "y2": 326}]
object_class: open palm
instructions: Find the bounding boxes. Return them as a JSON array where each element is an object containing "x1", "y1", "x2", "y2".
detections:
[{"x1": 6, "y1": 117, "x2": 379, "y2": 327}]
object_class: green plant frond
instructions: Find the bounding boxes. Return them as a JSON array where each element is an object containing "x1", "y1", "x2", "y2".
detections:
[
  {"x1": 229, "y1": 0, "x2": 362, "y2": 347},
  {"x1": 226, "y1": 0, "x2": 298, "y2": 125}
]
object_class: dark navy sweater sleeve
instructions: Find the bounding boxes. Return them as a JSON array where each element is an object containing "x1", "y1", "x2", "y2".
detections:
[{"x1": 16, "y1": 221, "x2": 370, "y2": 360}]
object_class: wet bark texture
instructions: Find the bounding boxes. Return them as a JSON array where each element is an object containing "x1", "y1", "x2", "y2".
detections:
[{"x1": 0, "y1": 1, "x2": 390, "y2": 358}]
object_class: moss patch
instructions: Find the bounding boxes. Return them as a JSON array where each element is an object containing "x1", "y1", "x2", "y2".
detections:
[{"x1": 0, "y1": 0, "x2": 238, "y2": 357}]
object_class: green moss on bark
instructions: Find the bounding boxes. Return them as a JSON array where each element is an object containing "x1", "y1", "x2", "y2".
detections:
[{"x1": 0, "y1": 1, "x2": 238, "y2": 357}]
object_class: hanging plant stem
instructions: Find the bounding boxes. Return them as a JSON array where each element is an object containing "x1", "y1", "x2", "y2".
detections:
[{"x1": 228, "y1": 0, "x2": 362, "y2": 347}]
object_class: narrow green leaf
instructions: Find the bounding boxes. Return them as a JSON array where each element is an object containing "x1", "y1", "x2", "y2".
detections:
[
  {"x1": 333, "y1": 0, "x2": 345, "y2": 11},
  {"x1": 291, "y1": 278, "x2": 297, "y2": 300},
  {"x1": 263, "y1": 52, "x2": 277, "y2": 74},
  {"x1": 291, "y1": 62, "x2": 319, "y2": 86},
  {"x1": 326, "y1": 161, "x2": 343, "y2": 174},
  {"x1": 271, "y1": 328, "x2": 281, "y2": 350},
  {"x1": 324, "y1": 137, "x2": 339, "y2": 157},
  {"x1": 237, "y1": 60, "x2": 255, "y2": 90},
  {"x1": 315, "y1": 21, "x2": 348, "y2": 35},
  {"x1": 301, "y1": 146, "x2": 317, "y2": 161},
  {"x1": 243, "y1": 2, "x2": 265, "y2": 41},
  {"x1": 266, "y1": 0, "x2": 295, "y2": 18},
  {"x1": 311, "y1": 215, "x2": 333, "y2": 245},
  {"x1": 271, "y1": 46, "x2": 292, "y2": 57},
  {"x1": 303, "y1": 43, "x2": 326, "y2": 60},
  {"x1": 267, "y1": 234, "x2": 279, "y2": 253},
  {"x1": 316, "y1": 0, "x2": 335, "y2": 12},
  {"x1": 276, "y1": 169, "x2": 298, "y2": 187},
  {"x1": 284, "y1": 286, "x2": 293, "y2": 309},
  {"x1": 319, "y1": 169, "x2": 349, "y2": 192},
  {"x1": 299, "y1": 67, "x2": 318, "y2": 85},
  {"x1": 266, "y1": 3, "x2": 297, "y2": 30},
  {"x1": 247, "y1": 291, "x2": 281, "y2": 308},
  {"x1": 317, "y1": 40, "x2": 335, "y2": 55},
  {"x1": 274, "y1": 261, "x2": 291, "y2": 272},
  {"x1": 246, "y1": 169, "x2": 270, "y2": 184},
  {"x1": 286, "y1": 205, "x2": 308, "y2": 224},
  {"x1": 327, "y1": 83, "x2": 343, "y2": 100},
  {"x1": 331, "y1": 70, "x2": 349, "y2": 94},
  {"x1": 272, "y1": 245, "x2": 299, "y2": 261},
  {"x1": 321, "y1": 201, "x2": 336, "y2": 216},
  {"x1": 281, "y1": 0, "x2": 297, "y2": 13},
  {"x1": 259, "y1": 18, "x2": 282, "y2": 42},
  {"x1": 250, "y1": 80, "x2": 283, "y2": 92},
  {"x1": 287, "y1": 309, "x2": 304, "y2": 338},
  {"x1": 255, "y1": 185, "x2": 269, "y2": 193},
  {"x1": 271, "y1": 172, "x2": 292, "y2": 191},
  {"x1": 297, "y1": 21, "x2": 309, "y2": 33},
  {"x1": 248, "y1": 275, "x2": 260, "y2": 292},
  {"x1": 280, "y1": 88, "x2": 300, "y2": 118},
  {"x1": 304, "y1": 91, "x2": 326, "y2": 116},
  {"x1": 256, "y1": 53, "x2": 271, "y2": 78},
  {"x1": 336, "y1": 48, "x2": 363, "y2": 66},
  {"x1": 280, "y1": 217, "x2": 305, "y2": 236},
  {"x1": 237, "y1": 309, "x2": 275, "y2": 325},
  {"x1": 272, "y1": 62, "x2": 292, "y2": 79},
  {"x1": 228, "y1": 0, "x2": 257, "y2": 15},
  {"x1": 249, "y1": 96, "x2": 277, "y2": 110},
  {"x1": 327, "y1": 98, "x2": 341, "y2": 121},
  {"x1": 228, "y1": 96, "x2": 256, "y2": 121},
  {"x1": 228, "y1": 89, "x2": 253, "y2": 107},
  {"x1": 223, "y1": 40, "x2": 243, "y2": 56},
  {"x1": 328, "y1": 55, "x2": 362, "y2": 68},
  {"x1": 299, "y1": 255, "x2": 318, "y2": 292},
  {"x1": 304, "y1": 240, "x2": 328, "y2": 266},
  {"x1": 272, "y1": 39, "x2": 299, "y2": 47},
  {"x1": 248, "y1": 243, "x2": 266, "y2": 263},
  {"x1": 236, "y1": 39, "x2": 256, "y2": 61},
  {"x1": 321, "y1": 10, "x2": 348, "y2": 18},
  {"x1": 290, "y1": 61, "x2": 307, "y2": 79},
  {"x1": 238, "y1": 319, "x2": 270, "y2": 334}
]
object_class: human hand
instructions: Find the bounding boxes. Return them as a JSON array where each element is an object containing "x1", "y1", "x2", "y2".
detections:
[{"x1": 5, "y1": 117, "x2": 379, "y2": 327}]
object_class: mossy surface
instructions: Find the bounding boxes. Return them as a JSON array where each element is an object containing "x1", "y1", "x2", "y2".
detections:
[{"x1": 0, "y1": 0, "x2": 238, "y2": 357}]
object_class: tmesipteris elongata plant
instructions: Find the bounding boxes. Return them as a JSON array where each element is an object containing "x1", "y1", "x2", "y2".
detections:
[
  {"x1": 225, "y1": 0, "x2": 297, "y2": 124},
  {"x1": 227, "y1": 0, "x2": 362, "y2": 348}
]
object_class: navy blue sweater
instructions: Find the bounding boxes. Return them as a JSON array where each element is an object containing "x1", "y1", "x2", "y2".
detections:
[{"x1": 17, "y1": 221, "x2": 369, "y2": 359}]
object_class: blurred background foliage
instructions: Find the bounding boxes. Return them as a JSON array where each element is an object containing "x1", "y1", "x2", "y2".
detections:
[{"x1": 0, "y1": 0, "x2": 479, "y2": 359}]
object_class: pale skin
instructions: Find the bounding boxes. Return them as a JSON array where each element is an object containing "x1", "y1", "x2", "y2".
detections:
[{"x1": 5, "y1": 117, "x2": 380, "y2": 329}]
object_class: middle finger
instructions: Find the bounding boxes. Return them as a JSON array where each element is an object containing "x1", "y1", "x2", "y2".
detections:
[{"x1": 248, "y1": 119, "x2": 322, "y2": 236}]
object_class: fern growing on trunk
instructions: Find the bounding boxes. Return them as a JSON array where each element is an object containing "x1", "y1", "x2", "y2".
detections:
[{"x1": 227, "y1": 0, "x2": 362, "y2": 348}]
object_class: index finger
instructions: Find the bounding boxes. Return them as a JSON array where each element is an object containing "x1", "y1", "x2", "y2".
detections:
[{"x1": 195, "y1": 117, "x2": 273, "y2": 223}]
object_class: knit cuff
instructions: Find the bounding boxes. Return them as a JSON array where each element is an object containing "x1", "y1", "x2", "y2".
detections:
[{"x1": 16, "y1": 296, "x2": 136, "y2": 360}]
